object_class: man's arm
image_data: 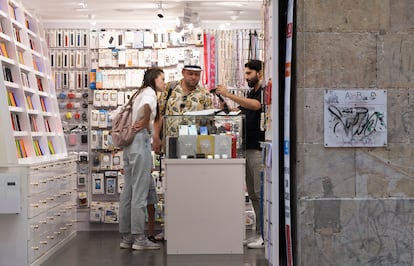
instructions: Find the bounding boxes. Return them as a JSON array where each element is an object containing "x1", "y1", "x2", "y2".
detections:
[{"x1": 216, "y1": 85, "x2": 261, "y2": 111}]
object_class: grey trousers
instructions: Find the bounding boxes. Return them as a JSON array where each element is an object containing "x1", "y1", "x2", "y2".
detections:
[
  {"x1": 119, "y1": 129, "x2": 152, "y2": 235},
  {"x1": 245, "y1": 149, "x2": 264, "y2": 235}
]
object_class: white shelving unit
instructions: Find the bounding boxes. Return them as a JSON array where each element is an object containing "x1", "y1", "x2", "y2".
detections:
[
  {"x1": 0, "y1": 1, "x2": 75, "y2": 265},
  {"x1": 0, "y1": 0, "x2": 67, "y2": 167}
]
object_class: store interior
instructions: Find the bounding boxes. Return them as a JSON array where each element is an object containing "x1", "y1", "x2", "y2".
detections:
[{"x1": 0, "y1": 0, "x2": 284, "y2": 265}]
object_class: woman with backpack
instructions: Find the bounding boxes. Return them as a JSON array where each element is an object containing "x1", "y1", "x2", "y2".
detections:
[{"x1": 118, "y1": 67, "x2": 165, "y2": 250}]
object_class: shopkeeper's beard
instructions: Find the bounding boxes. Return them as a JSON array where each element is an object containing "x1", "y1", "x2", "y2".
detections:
[{"x1": 247, "y1": 76, "x2": 259, "y2": 88}]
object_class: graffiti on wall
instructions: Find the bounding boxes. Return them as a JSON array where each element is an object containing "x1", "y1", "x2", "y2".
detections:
[{"x1": 324, "y1": 90, "x2": 387, "y2": 147}]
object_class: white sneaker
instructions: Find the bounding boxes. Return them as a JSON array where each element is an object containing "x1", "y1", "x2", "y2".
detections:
[
  {"x1": 132, "y1": 237, "x2": 161, "y2": 250},
  {"x1": 247, "y1": 236, "x2": 264, "y2": 249},
  {"x1": 243, "y1": 236, "x2": 259, "y2": 246},
  {"x1": 119, "y1": 235, "x2": 134, "y2": 249},
  {"x1": 154, "y1": 231, "x2": 164, "y2": 241}
]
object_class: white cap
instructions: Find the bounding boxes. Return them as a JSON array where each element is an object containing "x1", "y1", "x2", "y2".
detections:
[{"x1": 183, "y1": 65, "x2": 202, "y2": 71}]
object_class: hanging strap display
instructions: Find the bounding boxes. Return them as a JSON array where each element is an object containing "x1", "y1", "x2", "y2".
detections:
[
  {"x1": 248, "y1": 30, "x2": 258, "y2": 60},
  {"x1": 204, "y1": 28, "x2": 263, "y2": 88},
  {"x1": 203, "y1": 32, "x2": 209, "y2": 86},
  {"x1": 209, "y1": 33, "x2": 216, "y2": 90}
]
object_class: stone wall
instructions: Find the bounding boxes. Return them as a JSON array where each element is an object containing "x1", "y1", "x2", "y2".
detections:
[{"x1": 296, "y1": 0, "x2": 414, "y2": 265}]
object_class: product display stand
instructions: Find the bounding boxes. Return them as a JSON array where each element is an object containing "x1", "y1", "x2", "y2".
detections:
[{"x1": 164, "y1": 158, "x2": 245, "y2": 254}]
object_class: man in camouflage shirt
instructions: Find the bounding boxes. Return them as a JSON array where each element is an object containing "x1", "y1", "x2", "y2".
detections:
[{"x1": 153, "y1": 65, "x2": 213, "y2": 153}]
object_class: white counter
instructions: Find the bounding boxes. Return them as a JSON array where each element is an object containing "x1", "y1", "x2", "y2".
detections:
[{"x1": 164, "y1": 158, "x2": 245, "y2": 254}]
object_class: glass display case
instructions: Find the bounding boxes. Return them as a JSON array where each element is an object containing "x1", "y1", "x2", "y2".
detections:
[{"x1": 163, "y1": 114, "x2": 245, "y2": 159}]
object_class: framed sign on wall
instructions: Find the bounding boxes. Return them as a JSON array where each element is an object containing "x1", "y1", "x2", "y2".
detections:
[{"x1": 324, "y1": 89, "x2": 387, "y2": 147}]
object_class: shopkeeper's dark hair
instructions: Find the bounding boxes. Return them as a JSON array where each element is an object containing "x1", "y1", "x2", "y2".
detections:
[
  {"x1": 245, "y1": 59, "x2": 263, "y2": 72},
  {"x1": 139, "y1": 67, "x2": 164, "y2": 121}
]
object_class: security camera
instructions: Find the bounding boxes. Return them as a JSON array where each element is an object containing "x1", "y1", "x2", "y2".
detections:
[{"x1": 157, "y1": 8, "x2": 164, "y2": 18}]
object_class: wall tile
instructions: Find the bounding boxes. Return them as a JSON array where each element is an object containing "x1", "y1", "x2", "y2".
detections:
[
  {"x1": 390, "y1": 1, "x2": 414, "y2": 33},
  {"x1": 387, "y1": 89, "x2": 410, "y2": 143},
  {"x1": 378, "y1": 34, "x2": 414, "y2": 87},
  {"x1": 300, "y1": 33, "x2": 377, "y2": 88},
  {"x1": 356, "y1": 144, "x2": 414, "y2": 197},
  {"x1": 303, "y1": 88, "x2": 324, "y2": 143},
  {"x1": 302, "y1": 144, "x2": 355, "y2": 198},
  {"x1": 302, "y1": 0, "x2": 389, "y2": 32},
  {"x1": 299, "y1": 198, "x2": 414, "y2": 266}
]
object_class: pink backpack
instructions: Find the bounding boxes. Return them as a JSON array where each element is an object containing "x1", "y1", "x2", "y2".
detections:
[{"x1": 111, "y1": 92, "x2": 139, "y2": 148}]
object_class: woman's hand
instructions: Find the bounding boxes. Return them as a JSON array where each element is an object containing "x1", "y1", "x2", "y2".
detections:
[{"x1": 152, "y1": 136, "x2": 162, "y2": 153}]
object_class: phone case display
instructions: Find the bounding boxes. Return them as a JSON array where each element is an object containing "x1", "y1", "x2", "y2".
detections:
[
  {"x1": 45, "y1": 28, "x2": 90, "y2": 211},
  {"x1": 89, "y1": 28, "x2": 203, "y2": 88},
  {"x1": 163, "y1": 114, "x2": 245, "y2": 159},
  {"x1": 46, "y1": 28, "x2": 89, "y2": 151},
  {"x1": 88, "y1": 87, "x2": 124, "y2": 225},
  {"x1": 89, "y1": 87, "x2": 122, "y2": 222},
  {"x1": 0, "y1": 1, "x2": 67, "y2": 165},
  {"x1": 86, "y1": 27, "x2": 206, "y2": 227}
]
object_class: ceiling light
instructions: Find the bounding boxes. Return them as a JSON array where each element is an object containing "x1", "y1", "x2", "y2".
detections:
[
  {"x1": 74, "y1": 7, "x2": 92, "y2": 12},
  {"x1": 157, "y1": 1, "x2": 164, "y2": 19},
  {"x1": 74, "y1": 0, "x2": 90, "y2": 11},
  {"x1": 78, "y1": 1, "x2": 87, "y2": 8},
  {"x1": 176, "y1": 17, "x2": 182, "y2": 27},
  {"x1": 183, "y1": 5, "x2": 192, "y2": 23},
  {"x1": 216, "y1": 2, "x2": 245, "y2": 7},
  {"x1": 175, "y1": 17, "x2": 184, "y2": 32},
  {"x1": 230, "y1": 10, "x2": 241, "y2": 20},
  {"x1": 115, "y1": 8, "x2": 138, "y2": 12},
  {"x1": 74, "y1": 1, "x2": 93, "y2": 12}
]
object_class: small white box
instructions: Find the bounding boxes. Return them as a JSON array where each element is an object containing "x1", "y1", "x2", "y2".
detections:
[
  {"x1": 214, "y1": 135, "x2": 232, "y2": 159},
  {"x1": 98, "y1": 110, "x2": 108, "y2": 128},
  {"x1": 117, "y1": 91, "x2": 125, "y2": 106},
  {"x1": 101, "y1": 90, "x2": 110, "y2": 107},
  {"x1": 90, "y1": 130, "x2": 99, "y2": 149},
  {"x1": 111, "y1": 151, "x2": 123, "y2": 169},
  {"x1": 92, "y1": 173, "x2": 104, "y2": 194},
  {"x1": 109, "y1": 91, "x2": 118, "y2": 107},
  {"x1": 93, "y1": 90, "x2": 102, "y2": 107},
  {"x1": 90, "y1": 201, "x2": 104, "y2": 222},
  {"x1": 0, "y1": 174, "x2": 20, "y2": 214},
  {"x1": 102, "y1": 130, "x2": 110, "y2": 149},
  {"x1": 104, "y1": 202, "x2": 119, "y2": 223},
  {"x1": 90, "y1": 110, "x2": 99, "y2": 128}
]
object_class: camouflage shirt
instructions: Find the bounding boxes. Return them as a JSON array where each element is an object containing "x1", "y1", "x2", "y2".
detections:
[{"x1": 159, "y1": 80, "x2": 213, "y2": 136}]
